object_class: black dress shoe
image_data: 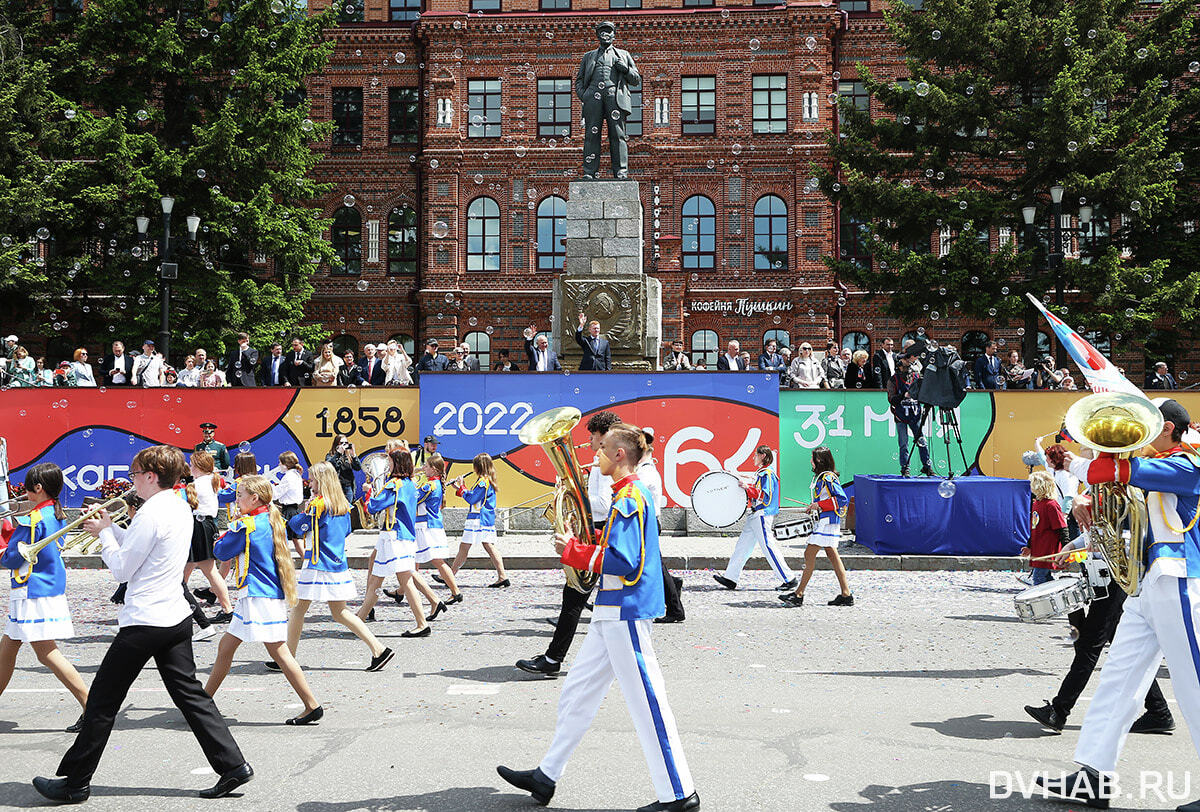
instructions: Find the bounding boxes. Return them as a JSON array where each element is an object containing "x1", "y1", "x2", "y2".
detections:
[
  {"x1": 1035, "y1": 768, "x2": 1113, "y2": 809},
  {"x1": 264, "y1": 660, "x2": 282, "y2": 672},
  {"x1": 654, "y1": 615, "x2": 685, "y2": 624},
  {"x1": 1024, "y1": 701, "x2": 1065, "y2": 732},
  {"x1": 427, "y1": 601, "x2": 448, "y2": 621},
  {"x1": 637, "y1": 792, "x2": 701, "y2": 812},
  {"x1": 712, "y1": 575, "x2": 737, "y2": 590},
  {"x1": 65, "y1": 713, "x2": 85, "y2": 733},
  {"x1": 779, "y1": 593, "x2": 803, "y2": 607},
  {"x1": 194, "y1": 587, "x2": 217, "y2": 605},
  {"x1": 828, "y1": 593, "x2": 855, "y2": 606},
  {"x1": 488, "y1": 578, "x2": 511, "y2": 588},
  {"x1": 446, "y1": 593, "x2": 464, "y2": 605},
  {"x1": 1130, "y1": 709, "x2": 1176, "y2": 734},
  {"x1": 199, "y1": 762, "x2": 254, "y2": 798},
  {"x1": 1177, "y1": 798, "x2": 1200, "y2": 811},
  {"x1": 516, "y1": 654, "x2": 561, "y2": 676},
  {"x1": 431, "y1": 573, "x2": 446, "y2": 584},
  {"x1": 401, "y1": 626, "x2": 431, "y2": 638},
  {"x1": 496, "y1": 765, "x2": 555, "y2": 805},
  {"x1": 366, "y1": 647, "x2": 395, "y2": 672},
  {"x1": 365, "y1": 608, "x2": 376, "y2": 622},
  {"x1": 382, "y1": 588, "x2": 405, "y2": 605},
  {"x1": 775, "y1": 577, "x2": 799, "y2": 591},
  {"x1": 285, "y1": 706, "x2": 324, "y2": 726},
  {"x1": 209, "y1": 610, "x2": 234, "y2": 624},
  {"x1": 32, "y1": 776, "x2": 90, "y2": 804}
]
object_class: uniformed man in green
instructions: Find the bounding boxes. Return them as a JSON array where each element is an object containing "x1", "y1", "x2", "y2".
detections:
[{"x1": 194, "y1": 422, "x2": 231, "y2": 471}]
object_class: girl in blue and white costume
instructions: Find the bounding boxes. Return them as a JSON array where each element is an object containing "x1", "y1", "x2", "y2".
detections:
[
  {"x1": 205, "y1": 474, "x2": 323, "y2": 725},
  {"x1": 448, "y1": 453, "x2": 510, "y2": 588},
  {"x1": 415, "y1": 454, "x2": 462, "y2": 607},
  {"x1": 780, "y1": 446, "x2": 853, "y2": 607},
  {"x1": 355, "y1": 449, "x2": 434, "y2": 636},
  {"x1": 0, "y1": 463, "x2": 89, "y2": 724},
  {"x1": 283, "y1": 462, "x2": 393, "y2": 672}
]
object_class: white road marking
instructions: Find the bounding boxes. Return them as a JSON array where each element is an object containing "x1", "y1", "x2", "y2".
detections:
[
  {"x1": 190, "y1": 767, "x2": 216, "y2": 776},
  {"x1": 447, "y1": 684, "x2": 500, "y2": 695},
  {"x1": 804, "y1": 774, "x2": 830, "y2": 782}
]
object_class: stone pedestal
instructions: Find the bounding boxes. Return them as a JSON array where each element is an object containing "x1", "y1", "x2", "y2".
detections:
[{"x1": 552, "y1": 180, "x2": 661, "y2": 370}]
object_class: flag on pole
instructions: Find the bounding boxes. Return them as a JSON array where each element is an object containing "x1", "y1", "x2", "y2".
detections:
[{"x1": 1025, "y1": 293, "x2": 1145, "y2": 397}]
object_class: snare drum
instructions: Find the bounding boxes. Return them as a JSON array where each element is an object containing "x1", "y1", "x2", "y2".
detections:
[
  {"x1": 774, "y1": 515, "x2": 814, "y2": 541},
  {"x1": 1014, "y1": 577, "x2": 1093, "y2": 622},
  {"x1": 690, "y1": 470, "x2": 747, "y2": 529}
]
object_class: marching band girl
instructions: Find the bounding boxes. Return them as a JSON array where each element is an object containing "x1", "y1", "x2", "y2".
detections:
[
  {"x1": 0, "y1": 463, "x2": 89, "y2": 728},
  {"x1": 282, "y1": 462, "x2": 394, "y2": 672},
  {"x1": 355, "y1": 449, "x2": 433, "y2": 636},
  {"x1": 216, "y1": 452, "x2": 259, "y2": 521},
  {"x1": 270, "y1": 452, "x2": 305, "y2": 534},
  {"x1": 205, "y1": 475, "x2": 323, "y2": 725},
  {"x1": 447, "y1": 453, "x2": 510, "y2": 588},
  {"x1": 713, "y1": 445, "x2": 797, "y2": 591},
  {"x1": 781, "y1": 446, "x2": 853, "y2": 607},
  {"x1": 184, "y1": 451, "x2": 233, "y2": 627},
  {"x1": 414, "y1": 454, "x2": 462, "y2": 605}
]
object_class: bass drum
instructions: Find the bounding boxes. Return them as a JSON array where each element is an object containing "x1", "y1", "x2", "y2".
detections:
[{"x1": 690, "y1": 470, "x2": 747, "y2": 529}]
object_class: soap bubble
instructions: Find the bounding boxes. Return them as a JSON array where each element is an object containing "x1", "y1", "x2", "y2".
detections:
[
  {"x1": 343, "y1": 194, "x2": 356, "y2": 207},
  {"x1": 938, "y1": 480, "x2": 957, "y2": 498},
  {"x1": 749, "y1": 38, "x2": 761, "y2": 51},
  {"x1": 915, "y1": 82, "x2": 930, "y2": 96},
  {"x1": 931, "y1": 29, "x2": 941, "y2": 40},
  {"x1": 301, "y1": 119, "x2": 314, "y2": 132},
  {"x1": 356, "y1": 280, "x2": 369, "y2": 292},
  {"x1": 238, "y1": 441, "x2": 252, "y2": 453},
  {"x1": 432, "y1": 221, "x2": 450, "y2": 238}
]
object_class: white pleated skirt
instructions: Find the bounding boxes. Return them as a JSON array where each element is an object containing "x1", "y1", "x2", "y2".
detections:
[
  {"x1": 415, "y1": 525, "x2": 450, "y2": 563},
  {"x1": 808, "y1": 516, "x2": 841, "y2": 548},
  {"x1": 296, "y1": 567, "x2": 357, "y2": 603},
  {"x1": 229, "y1": 592, "x2": 289, "y2": 643},
  {"x1": 372, "y1": 529, "x2": 415, "y2": 576},
  {"x1": 462, "y1": 517, "x2": 497, "y2": 547},
  {"x1": 5, "y1": 590, "x2": 73, "y2": 642}
]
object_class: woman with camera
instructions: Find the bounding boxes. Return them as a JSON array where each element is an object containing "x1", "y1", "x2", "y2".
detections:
[{"x1": 325, "y1": 435, "x2": 362, "y2": 505}]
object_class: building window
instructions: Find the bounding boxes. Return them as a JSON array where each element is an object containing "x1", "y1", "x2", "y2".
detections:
[
  {"x1": 654, "y1": 96, "x2": 669, "y2": 126},
  {"x1": 332, "y1": 87, "x2": 363, "y2": 146},
  {"x1": 961, "y1": 331, "x2": 989, "y2": 362},
  {"x1": 611, "y1": 0, "x2": 641, "y2": 6},
  {"x1": 436, "y1": 98, "x2": 453, "y2": 127},
  {"x1": 1083, "y1": 331, "x2": 1111, "y2": 356},
  {"x1": 388, "y1": 88, "x2": 419, "y2": 146},
  {"x1": 338, "y1": 0, "x2": 364, "y2": 22},
  {"x1": 682, "y1": 196, "x2": 716, "y2": 270},
  {"x1": 331, "y1": 208, "x2": 362, "y2": 275},
  {"x1": 387, "y1": 205, "x2": 417, "y2": 275},
  {"x1": 938, "y1": 224, "x2": 954, "y2": 257},
  {"x1": 332, "y1": 335, "x2": 359, "y2": 358},
  {"x1": 536, "y1": 196, "x2": 567, "y2": 271},
  {"x1": 839, "y1": 0, "x2": 869, "y2": 10},
  {"x1": 473, "y1": 0, "x2": 501, "y2": 10},
  {"x1": 467, "y1": 197, "x2": 500, "y2": 272},
  {"x1": 683, "y1": 0, "x2": 714, "y2": 6},
  {"x1": 753, "y1": 195, "x2": 788, "y2": 270},
  {"x1": 804, "y1": 210, "x2": 820, "y2": 229},
  {"x1": 389, "y1": 0, "x2": 420, "y2": 21},
  {"x1": 837, "y1": 81, "x2": 868, "y2": 128},
  {"x1": 52, "y1": 0, "x2": 82, "y2": 21},
  {"x1": 691, "y1": 330, "x2": 719, "y2": 367},
  {"x1": 537, "y1": 79, "x2": 572, "y2": 137},
  {"x1": 802, "y1": 91, "x2": 820, "y2": 123},
  {"x1": 764, "y1": 329, "x2": 790, "y2": 350},
  {"x1": 752, "y1": 75, "x2": 787, "y2": 134},
  {"x1": 1037, "y1": 331, "x2": 1053, "y2": 357},
  {"x1": 541, "y1": 0, "x2": 569, "y2": 7},
  {"x1": 626, "y1": 89, "x2": 643, "y2": 137},
  {"x1": 681, "y1": 76, "x2": 716, "y2": 135},
  {"x1": 468, "y1": 80, "x2": 502, "y2": 138},
  {"x1": 899, "y1": 0, "x2": 923, "y2": 7},
  {"x1": 842, "y1": 331, "x2": 870, "y2": 354},
  {"x1": 840, "y1": 209, "x2": 871, "y2": 268},
  {"x1": 464, "y1": 331, "x2": 492, "y2": 368},
  {"x1": 805, "y1": 245, "x2": 820, "y2": 262}
]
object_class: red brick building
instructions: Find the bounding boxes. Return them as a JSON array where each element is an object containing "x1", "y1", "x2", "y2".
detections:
[{"x1": 302, "y1": 0, "x2": 1129, "y2": 373}]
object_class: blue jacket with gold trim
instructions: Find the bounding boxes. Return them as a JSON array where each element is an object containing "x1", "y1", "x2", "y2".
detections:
[{"x1": 1, "y1": 504, "x2": 67, "y2": 598}]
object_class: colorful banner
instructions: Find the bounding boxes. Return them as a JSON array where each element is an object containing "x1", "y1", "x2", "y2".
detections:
[
  {"x1": 419, "y1": 371, "x2": 781, "y2": 508},
  {"x1": 1027, "y1": 294, "x2": 1144, "y2": 396}
]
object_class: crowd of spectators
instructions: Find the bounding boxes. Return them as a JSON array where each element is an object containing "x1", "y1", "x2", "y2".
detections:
[{"x1": 0, "y1": 329, "x2": 1182, "y2": 392}]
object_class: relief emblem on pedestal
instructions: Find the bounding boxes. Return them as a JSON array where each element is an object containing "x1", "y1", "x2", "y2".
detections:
[{"x1": 562, "y1": 279, "x2": 640, "y2": 349}]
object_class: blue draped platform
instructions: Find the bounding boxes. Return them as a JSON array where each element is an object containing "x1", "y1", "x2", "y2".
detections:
[{"x1": 852, "y1": 475, "x2": 1030, "y2": 556}]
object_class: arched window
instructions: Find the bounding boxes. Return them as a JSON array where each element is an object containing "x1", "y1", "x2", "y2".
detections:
[
  {"x1": 1082, "y1": 330, "x2": 1111, "y2": 357},
  {"x1": 388, "y1": 334, "x2": 415, "y2": 355},
  {"x1": 466, "y1": 197, "x2": 500, "y2": 272},
  {"x1": 331, "y1": 207, "x2": 362, "y2": 275},
  {"x1": 763, "y1": 329, "x2": 790, "y2": 351},
  {"x1": 902, "y1": 330, "x2": 921, "y2": 347},
  {"x1": 536, "y1": 196, "x2": 567, "y2": 271},
  {"x1": 682, "y1": 195, "x2": 715, "y2": 270},
  {"x1": 332, "y1": 335, "x2": 359, "y2": 358},
  {"x1": 464, "y1": 331, "x2": 491, "y2": 368},
  {"x1": 842, "y1": 331, "x2": 870, "y2": 354},
  {"x1": 388, "y1": 205, "x2": 417, "y2": 275},
  {"x1": 690, "y1": 329, "x2": 719, "y2": 368},
  {"x1": 753, "y1": 195, "x2": 788, "y2": 270},
  {"x1": 1037, "y1": 330, "x2": 1053, "y2": 358},
  {"x1": 961, "y1": 330, "x2": 989, "y2": 361}
]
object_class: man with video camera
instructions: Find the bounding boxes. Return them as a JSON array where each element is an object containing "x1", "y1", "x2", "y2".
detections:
[
  {"x1": 1031, "y1": 355, "x2": 1064, "y2": 390},
  {"x1": 886, "y1": 352, "x2": 934, "y2": 477}
]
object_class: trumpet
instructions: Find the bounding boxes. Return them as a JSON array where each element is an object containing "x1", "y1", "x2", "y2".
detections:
[{"x1": 18, "y1": 489, "x2": 135, "y2": 564}]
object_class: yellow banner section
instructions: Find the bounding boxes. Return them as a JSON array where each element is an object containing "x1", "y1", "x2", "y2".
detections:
[{"x1": 283, "y1": 388, "x2": 422, "y2": 467}]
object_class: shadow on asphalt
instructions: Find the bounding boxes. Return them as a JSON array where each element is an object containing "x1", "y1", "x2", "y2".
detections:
[
  {"x1": 810, "y1": 668, "x2": 1054, "y2": 679},
  {"x1": 296, "y1": 785, "x2": 626, "y2": 812},
  {"x1": 946, "y1": 613, "x2": 1026, "y2": 624},
  {"x1": 421, "y1": 664, "x2": 534, "y2": 683},
  {"x1": 0, "y1": 780, "x2": 202, "y2": 806},
  {"x1": 827, "y1": 780, "x2": 1143, "y2": 811},
  {"x1": 911, "y1": 713, "x2": 1068, "y2": 740}
]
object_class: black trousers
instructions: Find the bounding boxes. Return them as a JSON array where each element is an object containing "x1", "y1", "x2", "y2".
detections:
[
  {"x1": 57, "y1": 618, "x2": 244, "y2": 786},
  {"x1": 661, "y1": 555, "x2": 684, "y2": 620},
  {"x1": 1054, "y1": 588, "x2": 1170, "y2": 719},
  {"x1": 547, "y1": 582, "x2": 592, "y2": 663}
]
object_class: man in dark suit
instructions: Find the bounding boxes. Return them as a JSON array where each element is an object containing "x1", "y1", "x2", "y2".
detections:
[
  {"x1": 525, "y1": 326, "x2": 562, "y2": 372},
  {"x1": 973, "y1": 340, "x2": 1004, "y2": 390},
  {"x1": 716, "y1": 340, "x2": 746, "y2": 371},
  {"x1": 224, "y1": 332, "x2": 258, "y2": 387},
  {"x1": 574, "y1": 312, "x2": 611, "y2": 371},
  {"x1": 284, "y1": 337, "x2": 313, "y2": 386},
  {"x1": 1145, "y1": 362, "x2": 1178, "y2": 390},
  {"x1": 358, "y1": 343, "x2": 386, "y2": 386},
  {"x1": 869, "y1": 337, "x2": 896, "y2": 388},
  {"x1": 259, "y1": 343, "x2": 287, "y2": 386},
  {"x1": 102, "y1": 341, "x2": 136, "y2": 386},
  {"x1": 574, "y1": 21, "x2": 641, "y2": 180}
]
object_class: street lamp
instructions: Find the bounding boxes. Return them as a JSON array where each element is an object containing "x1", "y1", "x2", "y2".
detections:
[{"x1": 158, "y1": 196, "x2": 175, "y2": 361}]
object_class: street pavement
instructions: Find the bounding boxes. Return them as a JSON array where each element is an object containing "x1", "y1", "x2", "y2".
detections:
[{"x1": 1, "y1": 567, "x2": 1196, "y2": 812}]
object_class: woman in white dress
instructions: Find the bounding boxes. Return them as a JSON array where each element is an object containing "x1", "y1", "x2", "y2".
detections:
[
  {"x1": 70, "y1": 348, "x2": 97, "y2": 387},
  {"x1": 382, "y1": 340, "x2": 413, "y2": 386}
]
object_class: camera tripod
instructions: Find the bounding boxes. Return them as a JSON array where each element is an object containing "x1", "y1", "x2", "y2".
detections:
[{"x1": 908, "y1": 404, "x2": 972, "y2": 478}]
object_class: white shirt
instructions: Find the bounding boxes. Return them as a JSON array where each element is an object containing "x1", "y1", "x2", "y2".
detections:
[
  {"x1": 1052, "y1": 468, "x2": 1081, "y2": 512},
  {"x1": 135, "y1": 353, "x2": 163, "y2": 387},
  {"x1": 99, "y1": 488, "x2": 192, "y2": 628},
  {"x1": 536, "y1": 348, "x2": 549, "y2": 372},
  {"x1": 272, "y1": 468, "x2": 304, "y2": 506},
  {"x1": 178, "y1": 367, "x2": 201, "y2": 387},
  {"x1": 193, "y1": 473, "x2": 219, "y2": 518},
  {"x1": 110, "y1": 353, "x2": 128, "y2": 384},
  {"x1": 723, "y1": 353, "x2": 741, "y2": 370},
  {"x1": 636, "y1": 458, "x2": 664, "y2": 518},
  {"x1": 267, "y1": 354, "x2": 284, "y2": 385},
  {"x1": 588, "y1": 464, "x2": 613, "y2": 522}
]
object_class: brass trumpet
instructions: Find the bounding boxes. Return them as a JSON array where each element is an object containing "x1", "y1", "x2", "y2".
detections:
[{"x1": 19, "y1": 489, "x2": 135, "y2": 564}]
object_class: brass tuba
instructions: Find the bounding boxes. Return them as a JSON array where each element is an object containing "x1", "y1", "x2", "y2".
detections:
[
  {"x1": 1064, "y1": 392, "x2": 1164, "y2": 596},
  {"x1": 518, "y1": 406, "x2": 599, "y2": 594},
  {"x1": 356, "y1": 452, "x2": 393, "y2": 530}
]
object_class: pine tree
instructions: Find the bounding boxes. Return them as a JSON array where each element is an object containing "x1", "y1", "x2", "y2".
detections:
[
  {"x1": 0, "y1": 0, "x2": 337, "y2": 363},
  {"x1": 824, "y1": 0, "x2": 1199, "y2": 364}
]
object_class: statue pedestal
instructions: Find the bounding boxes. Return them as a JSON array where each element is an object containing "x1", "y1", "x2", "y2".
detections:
[{"x1": 552, "y1": 180, "x2": 661, "y2": 370}]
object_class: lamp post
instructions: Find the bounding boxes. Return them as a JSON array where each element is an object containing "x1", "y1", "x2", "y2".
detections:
[
  {"x1": 1022, "y1": 184, "x2": 1087, "y2": 367},
  {"x1": 159, "y1": 195, "x2": 174, "y2": 361}
]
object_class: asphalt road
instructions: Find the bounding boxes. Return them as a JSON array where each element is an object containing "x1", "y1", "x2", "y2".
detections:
[{"x1": 1, "y1": 568, "x2": 1195, "y2": 811}]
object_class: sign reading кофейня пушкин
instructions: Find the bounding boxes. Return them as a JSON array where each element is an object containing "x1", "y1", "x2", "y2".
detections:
[{"x1": 687, "y1": 298, "x2": 794, "y2": 317}]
